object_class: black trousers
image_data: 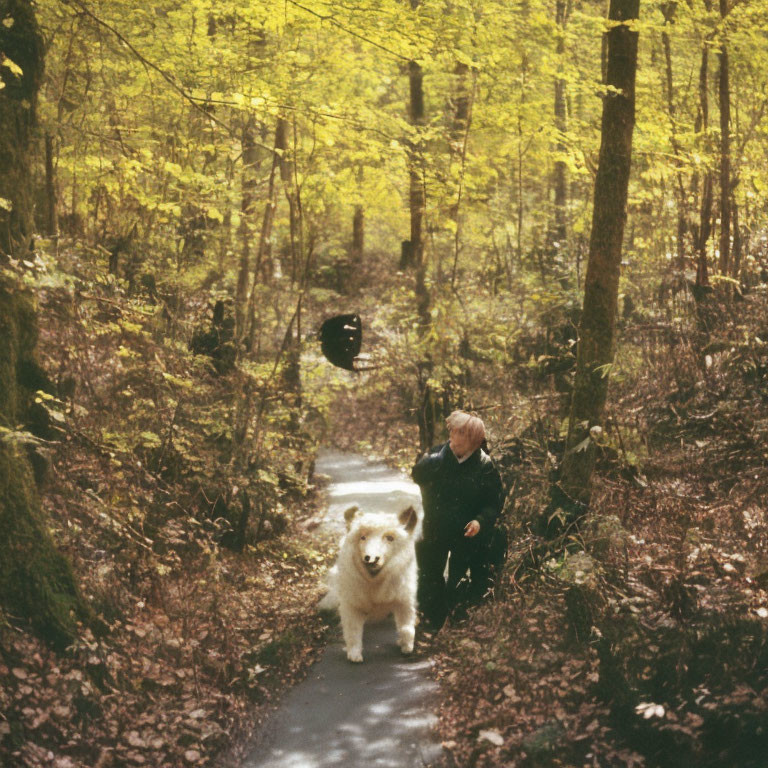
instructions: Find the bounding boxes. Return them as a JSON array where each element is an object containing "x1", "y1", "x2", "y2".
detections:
[{"x1": 416, "y1": 529, "x2": 503, "y2": 629}]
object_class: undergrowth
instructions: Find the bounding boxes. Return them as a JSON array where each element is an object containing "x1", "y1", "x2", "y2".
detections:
[{"x1": 0, "y1": 246, "x2": 341, "y2": 767}]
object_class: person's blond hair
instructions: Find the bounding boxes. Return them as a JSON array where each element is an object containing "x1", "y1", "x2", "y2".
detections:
[{"x1": 446, "y1": 410, "x2": 486, "y2": 451}]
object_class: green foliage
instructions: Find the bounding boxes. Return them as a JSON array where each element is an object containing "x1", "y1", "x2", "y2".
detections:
[{"x1": 25, "y1": 0, "x2": 766, "y2": 345}]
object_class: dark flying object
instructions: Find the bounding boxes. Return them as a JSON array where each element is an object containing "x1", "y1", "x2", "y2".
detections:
[{"x1": 319, "y1": 313, "x2": 365, "y2": 371}]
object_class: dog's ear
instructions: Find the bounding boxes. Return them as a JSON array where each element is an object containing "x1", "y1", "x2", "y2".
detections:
[
  {"x1": 398, "y1": 505, "x2": 418, "y2": 534},
  {"x1": 344, "y1": 505, "x2": 359, "y2": 528}
]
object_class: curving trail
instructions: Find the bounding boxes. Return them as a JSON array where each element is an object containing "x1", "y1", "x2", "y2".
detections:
[{"x1": 241, "y1": 449, "x2": 443, "y2": 768}]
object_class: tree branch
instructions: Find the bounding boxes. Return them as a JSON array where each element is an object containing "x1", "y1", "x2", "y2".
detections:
[
  {"x1": 286, "y1": 0, "x2": 410, "y2": 61},
  {"x1": 59, "y1": 0, "x2": 279, "y2": 154}
]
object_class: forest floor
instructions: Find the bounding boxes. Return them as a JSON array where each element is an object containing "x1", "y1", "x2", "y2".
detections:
[{"x1": 0, "y1": 471, "x2": 337, "y2": 768}]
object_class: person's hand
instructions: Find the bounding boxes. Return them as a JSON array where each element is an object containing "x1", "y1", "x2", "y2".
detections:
[{"x1": 464, "y1": 520, "x2": 481, "y2": 538}]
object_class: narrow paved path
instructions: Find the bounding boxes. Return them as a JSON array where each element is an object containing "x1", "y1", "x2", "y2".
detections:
[{"x1": 242, "y1": 449, "x2": 443, "y2": 768}]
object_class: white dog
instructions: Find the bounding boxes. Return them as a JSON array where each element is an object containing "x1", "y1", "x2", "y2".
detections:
[{"x1": 320, "y1": 505, "x2": 419, "y2": 662}]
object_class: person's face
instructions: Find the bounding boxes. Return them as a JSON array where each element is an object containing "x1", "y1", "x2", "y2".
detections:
[{"x1": 449, "y1": 429, "x2": 474, "y2": 459}]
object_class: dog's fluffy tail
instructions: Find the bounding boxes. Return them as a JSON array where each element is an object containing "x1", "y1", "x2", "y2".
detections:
[
  {"x1": 317, "y1": 565, "x2": 339, "y2": 612},
  {"x1": 317, "y1": 590, "x2": 339, "y2": 611}
]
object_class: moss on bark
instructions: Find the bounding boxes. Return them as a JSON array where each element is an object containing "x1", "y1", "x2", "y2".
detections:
[
  {"x1": 0, "y1": 444, "x2": 88, "y2": 649},
  {"x1": 0, "y1": 279, "x2": 37, "y2": 423},
  {"x1": 0, "y1": 278, "x2": 91, "y2": 649},
  {"x1": 0, "y1": 0, "x2": 45, "y2": 257}
]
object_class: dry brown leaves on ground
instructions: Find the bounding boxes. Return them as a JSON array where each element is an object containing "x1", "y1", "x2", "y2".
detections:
[{"x1": 0, "y1": 454, "x2": 334, "y2": 767}]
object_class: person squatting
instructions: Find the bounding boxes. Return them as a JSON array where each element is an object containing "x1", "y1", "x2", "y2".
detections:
[{"x1": 411, "y1": 411, "x2": 506, "y2": 631}]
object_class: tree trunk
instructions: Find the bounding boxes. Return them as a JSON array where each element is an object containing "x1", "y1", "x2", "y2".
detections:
[
  {"x1": 693, "y1": 34, "x2": 713, "y2": 289},
  {"x1": 406, "y1": 0, "x2": 432, "y2": 450},
  {"x1": 0, "y1": 5, "x2": 95, "y2": 649},
  {"x1": 517, "y1": 125, "x2": 524, "y2": 267},
  {"x1": 0, "y1": 280, "x2": 95, "y2": 649},
  {"x1": 417, "y1": 362, "x2": 438, "y2": 452},
  {"x1": 403, "y1": 0, "x2": 429, "y2": 320},
  {"x1": 274, "y1": 117, "x2": 302, "y2": 284},
  {"x1": 352, "y1": 204, "x2": 364, "y2": 265},
  {"x1": 450, "y1": 61, "x2": 471, "y2": 150},
  {"x1": 408, "y1": 63, "x2": 425, "y2": 263},
  {"x1": 717, "y1": 0, "x2": 731, "y2": 278},
  {"x1": 44, "y1": 133, "x2": 58, "y2": 240},
  {"x1": 660, "y1": 5, "x2": 688, "y2": 271},
  {"x1": 449, "y1": 61, "x2": 475, "y2": 288},
  {"x1": 407, "y1": 58, "x2": 430, "y2": 327},
  {"x1": 245, "y1": 119, "x2": 284, "y2": 354},
  {"x1": 559, "y1": 0, "x2": 640, "y2": 508},
  {"x1": 279, "y1": 118, "x2": 304, "y2": 417},
  {"x1": 549, "y1": 0, "x2": 569, "y2": 250},
  {"x1": 731, "y1": 193, "x2": 741, "y2": 281},
  {"x1": 0, "y1": 0, "x2": 45, "y2": 258},
  {"x1": 235, "y1": 118, "x2": 259, "y2": 345},
  {"x1": 695, "y1": 172, "x2": 713, "y2": 288},
  {"x1": 514, "y1": 55, "x2": 530, "y2": 268}
]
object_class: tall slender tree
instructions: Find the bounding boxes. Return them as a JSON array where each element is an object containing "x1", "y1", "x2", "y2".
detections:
[
  {"x1": 559, "y1": 0, "x2": 641, "y2": 508},
  {"x1": 235, "y1": 117, "x2": 260, "y2": 345},
  {"x1": 692, "y1": 4, "x2": 714, "y2": 291},
  {"x1": 408, "y1": 58, "x2": 430, "y2": 327},
  {"x1": 717, "y1": 0, "x2": 731, "y2": 277},
  {"x1": 449, "y1": 59, "x2": 475, "y2": 288},
  {"x1": 549, "y1": 0, "x2": 570, "y2": 252},
  {"x1": 660, "y1": 2, "x2": 688, "y2": 270},
  {"x1": 352, "y1": 204, "x2": 365, "y2": 265},
  {"x1": 245, "y1": 117, "x2": 285, "y2": 354}
]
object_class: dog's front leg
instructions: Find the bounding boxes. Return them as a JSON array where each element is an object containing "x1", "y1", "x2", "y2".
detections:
[
  {"x1": 339, "y1": 603, "x2": 365, "y2": 662},
  {"x1": 393, "y1": 601, "x2": 416, "y2": 655}
]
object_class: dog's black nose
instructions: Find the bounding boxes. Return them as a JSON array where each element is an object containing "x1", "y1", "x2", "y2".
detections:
[{"x1": 364, "y1": 555, "x2": 379, "y2": 564}]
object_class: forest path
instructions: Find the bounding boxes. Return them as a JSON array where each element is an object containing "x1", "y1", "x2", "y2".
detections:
[{"x1": 241, "y1": 449, "x2": 443, "y2": 768}]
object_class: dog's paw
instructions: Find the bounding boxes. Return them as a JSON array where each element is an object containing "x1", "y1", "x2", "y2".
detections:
[
  {"x1": 346, "y1": 647, "x2": 363, "y2": 663},
  {"x1": 398, "y1": 627, "x2": 415, "y2": 654}
]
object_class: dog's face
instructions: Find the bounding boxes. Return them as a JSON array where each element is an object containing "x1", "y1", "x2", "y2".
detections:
[{"x1": 344, "y1": 506, "x2": 418, "y2": 577}]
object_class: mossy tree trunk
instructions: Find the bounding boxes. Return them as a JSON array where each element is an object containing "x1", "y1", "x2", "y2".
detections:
[
  {"x1": 0, "y1": 0, "x2": 44, "y2": 258},
  {"x1": 0, "y1": 281, "x2": 92, "y2": 650},
  {"x1": 0, "y1": 2, "x2": 92, "y2": 649},
  {"x1": 559, "y1": 0, "x2": 639, "y2": 508}
]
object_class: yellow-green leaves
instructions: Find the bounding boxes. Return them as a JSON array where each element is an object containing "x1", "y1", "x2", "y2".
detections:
[{"x1": 1, "y1": 54, "x2": 22, "y2": 77}]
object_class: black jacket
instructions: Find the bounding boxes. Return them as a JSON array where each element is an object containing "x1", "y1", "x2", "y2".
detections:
[{"x1": 411, "y1": 443, "x2": 504, "y2": 543}]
